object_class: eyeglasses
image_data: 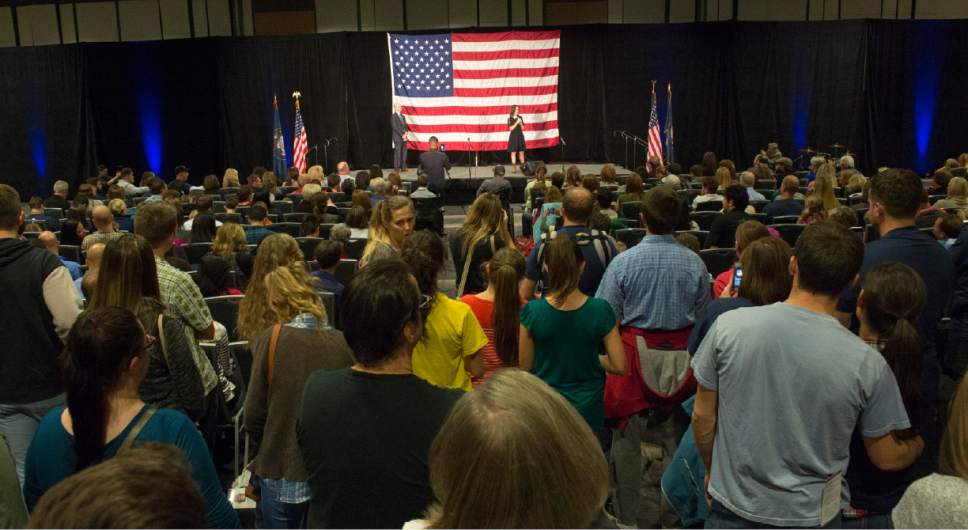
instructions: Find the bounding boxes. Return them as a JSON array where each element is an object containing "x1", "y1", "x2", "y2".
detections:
[{"x1": 419, "y1": 294, "x2": 432, "y2": 310}]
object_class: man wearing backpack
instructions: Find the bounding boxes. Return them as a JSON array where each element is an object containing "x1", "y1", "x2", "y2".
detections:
[
  {"x1": 521, "y1": 187, "x2": 617, "y2": 299},
  {"x1": 595, "y1": 186, "x2": 710, "y2": 527}
]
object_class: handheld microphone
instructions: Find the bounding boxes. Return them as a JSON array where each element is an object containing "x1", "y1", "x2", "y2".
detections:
[{"x1": 560, "y1": 137, "x2": 567, "y2": 146}]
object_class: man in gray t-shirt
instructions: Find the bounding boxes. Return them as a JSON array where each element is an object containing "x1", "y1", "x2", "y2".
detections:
[{"x1": 691, "y1": 223, "x2": 924, "y2": 528}]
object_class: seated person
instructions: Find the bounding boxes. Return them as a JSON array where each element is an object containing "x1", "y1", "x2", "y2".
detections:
[
  {"x1": 312, "y1": 240, "x2": 345, "y2": 297},
  {"x1": 244, "y1": 203, "x2": 273, "y2": 245},
  {"x1": 706, "y1": 184, "x2": 750, "y2": 249}
]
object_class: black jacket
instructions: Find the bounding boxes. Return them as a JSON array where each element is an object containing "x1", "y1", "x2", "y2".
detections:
[{"x1": 0, "y1": 239, "x2": 65, "y2": 403}]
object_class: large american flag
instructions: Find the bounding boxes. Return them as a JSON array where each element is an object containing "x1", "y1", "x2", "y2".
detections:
[
  {"x1": 646, "y1": 85, "x2": 664, "y2": 172},
  {"x1": 292, "y1": 100, "x2": 308, "y2": 173},
  {"x1": 388, "y1": 31, "x2": 561, "y2": 152}
]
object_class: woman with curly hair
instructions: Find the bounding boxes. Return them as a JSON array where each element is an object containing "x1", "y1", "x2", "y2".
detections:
[{"x1": 237, "y1": 233, "x2": 320, "y2": 340}]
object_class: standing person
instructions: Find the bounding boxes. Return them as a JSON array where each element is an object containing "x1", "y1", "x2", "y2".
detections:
[
  {"x1": 692, "y1": 222, "x2": 923, "y2": 528},
  {"x1": 22, "y1": 307, "x2": 239, "y2": 528},
  {"x1": 360, "y1": 196, "x2": 415, "y2": 268},
  {"x1": 519, "y1": 236, "x2": 627, "y2": 437},
  {"x1": 892, "y1": 373, "x2": 968, "y2": 528},
  {"x1": 401, "y1": 231, "x2": 487, "y2": 391},
  {"x1": 238, "y1": 234, "x2": 318, "y2": 341},
  {"x1": 297, "y1": 258, "x2": 463, "y2": 528},
  {"x1": 843, "y1": 263, "x2": 930, "y2": 528},
  {"x1": 391, "y1": 102, "x2": 409, "y2": 172},
  {"x1": 836, "y1": 169, "x2": 955, "y2": 418},
  {"x1": 417, "y1": 136, "x2": 451, "y2": 199},
  {"x1": 413, "y1": 370, "x2": 610, "y2": 529},
  {"x1": 87, "y1": 234, "x2": 205, "y2": 419},
  {"x1": 0, "y1": 184, "x2": 82, "y2": 483},
  {"x1": 522, "y1": 187, "x2": 617, "y2": 298},
  {"x1": 450, "y1": 193, "x2": 513, "y2": 296},
  {"x1": 594, "y1": 185, "x2": 710, "y2": 527},
  {"x1": 244, "y1": 266, "x2": 353, "y2": 529},
  {"x1": 460, "y1": 248, "x2": 526, "y2": 387},
  {"x1": 134, "y1": 202, "x2": 219, "y2": 405},
  {"x1": 507, "y1": 105, "x2": 526, "y2": 171}
]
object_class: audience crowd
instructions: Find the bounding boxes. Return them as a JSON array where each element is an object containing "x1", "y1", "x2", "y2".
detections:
[{"x1": 0, "y1": 151, "x2": 967, "y2": 530}]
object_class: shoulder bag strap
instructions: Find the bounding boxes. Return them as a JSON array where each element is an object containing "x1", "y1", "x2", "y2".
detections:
[
  {"x1": 156, "y1": 314, "x2": 170, "y2": 365},
  {"x1": 490, "y1": 235, "x2": 497, "y2": 255},
  {"x1": 267, "y1": 324, "x2": 282, "y2": 383},
  {"x1": 456, "y1": 238, "x2": 476, "y2": 298},
  {"x1": 118, "y1": 406, "x2": 157, "y2": 453}
]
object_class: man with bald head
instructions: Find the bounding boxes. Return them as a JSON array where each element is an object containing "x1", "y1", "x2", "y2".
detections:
[
  {"x1": 522, "y1": 186, "x2": 617, "y2": 298},
  {"x1": 75, "y1": 242, "x2": 105, "y2": 300},
  {"x1": 81, "y1": 204, "x2": 122, "y2": 252},
  {"x1": 36, "y1": 231, "x2": 81, "y2": 281}
]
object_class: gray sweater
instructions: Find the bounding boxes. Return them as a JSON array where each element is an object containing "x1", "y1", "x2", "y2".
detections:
[{"x1": 892, "y1": 473, "x2": 968, "y2": 528}]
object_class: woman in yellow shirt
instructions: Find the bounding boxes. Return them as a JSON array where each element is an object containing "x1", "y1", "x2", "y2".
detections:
[{"x1": 401, "y1": 231, "x2": 487, "y2": 391}]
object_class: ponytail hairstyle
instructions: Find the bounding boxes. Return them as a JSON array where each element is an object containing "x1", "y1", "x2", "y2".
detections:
[
  {"x1": 401, "y1": 230, "x2": 446, "y2": 321},
  {"x1": 486, "y1": 248, "x2": 526, "y2": 366},
  {"x1": 541, "y1": 236, "x2": 584, "y2": 300},
  {"x1": 62, "y1": 307, "x2": 147, "y2": 471},
  {"x1": 859, "y1": 262, "x2": 927, "y2": 437}
]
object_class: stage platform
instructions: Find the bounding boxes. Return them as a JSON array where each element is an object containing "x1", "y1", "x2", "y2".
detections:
[{"x1": 354, "y1": 162, "x2": 630, "y2": 205}]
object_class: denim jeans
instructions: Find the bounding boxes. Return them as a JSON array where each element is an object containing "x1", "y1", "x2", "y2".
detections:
[
  {"x1": 705, "y1": 500, "x2": 842, "y2": 529},
  {"x1": 0, "y1": 394, "x2": 64, "y2": 485},
  {"x1": 254, "y1": 477, "x2": 309, "y2": 529}
]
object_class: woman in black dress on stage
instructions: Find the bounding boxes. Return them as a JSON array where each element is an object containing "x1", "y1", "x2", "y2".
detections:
[{"x1": 508, "y1": 105, "x2": 526, "y2": 172}]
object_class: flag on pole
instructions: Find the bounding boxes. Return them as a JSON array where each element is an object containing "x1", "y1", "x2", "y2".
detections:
[
  {"x1": 646, "y1": 82, "x2": 664, "y2": 172},
  {"x1": 664, "y1": 83, "x2": 675, "y2": 165},
  {"x1": 272, "y1": 95, "x2": 287, "y2": 177},
  {"x1": 387, "y1": 31, "x2": 561, "y2": 151},
  {"x1": 292, "y1": 91, "x2": 308, "y2": 174}
]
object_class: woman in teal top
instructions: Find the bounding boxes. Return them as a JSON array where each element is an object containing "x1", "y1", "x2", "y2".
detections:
[
  {"x1": 519, "y1": 237, "x2": 626, "y2": 431},
  {"x1": 23, "y1": 307, "x2": 239, "y2": 529}
]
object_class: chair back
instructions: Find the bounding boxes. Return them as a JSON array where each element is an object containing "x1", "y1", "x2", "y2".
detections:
[
  {"x1": 205, "y1": 295, "x2": 244, "y2": 342},
  {"x1": 694, "y1": 200, "x2": 723, "y2": 212},
  {"x1": 699, "y1": 248, "x2": 737, "y2": 277},
  {"x1": 621, "y1": 201, "x2": 643, "y2": 220},
  {"x1": 296, "y1": 237, "x2": 325, "y2": 260},
  {"x1": 185, "y1": 242, "x2": 213, "y2": 265},
  {"x1": 614, "y1": 228, "x2": 646, "y2": 248},
  {"x1": 345, "y1": 239, "x2": 366, "y2": 259},
  {"x1": 266, "y1": 222, "x2": 301, "y2": 237},
  {"x1": 690, "y1": 211, "x2": 722, "y2": 231},
  {"x1": 336, "y1": 259, "x2": 358, "y2": 285},
  {"x1": 770, "y1": 223, "x2": 805, "y2": 247}
]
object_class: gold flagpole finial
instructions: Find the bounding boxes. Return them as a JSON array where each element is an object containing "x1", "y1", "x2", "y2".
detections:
[
  {"x1": 292, "y1": 90, "x2": 302, "y2": 110},
  {"x1": 273, "y1": 94, "x2": 278, "y2": 108}
]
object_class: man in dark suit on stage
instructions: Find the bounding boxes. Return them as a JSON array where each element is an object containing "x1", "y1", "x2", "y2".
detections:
[
  {"x1": 418, "y1": 136, "x2": 451, "y2": 200},
  {"x1": 390, "y1": 103, "x2": 409, "y2": 172}
]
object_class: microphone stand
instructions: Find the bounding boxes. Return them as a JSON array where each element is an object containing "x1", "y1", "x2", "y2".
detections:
[
  {"x1": 467, "y1": 137, "x2": 473, "y2": 178},
  {"x1": 321, "y1": 138, "x2": 336, "y2": 173},
  {"x1": 559, "y1": 137, "x2": 567, "y2": 173},
  {"x1": 613, "y1": 130, "x2": 631, "y2": 170}
]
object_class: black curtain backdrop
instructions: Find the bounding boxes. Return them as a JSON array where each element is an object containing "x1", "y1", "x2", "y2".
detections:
[{"x1": 2, "y1": 20, "x2": 968, "y2": 196}]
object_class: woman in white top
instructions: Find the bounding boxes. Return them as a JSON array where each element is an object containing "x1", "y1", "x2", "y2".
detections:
[{"x1": 892, "y1": 373, "x2": 968, "y2": 528}]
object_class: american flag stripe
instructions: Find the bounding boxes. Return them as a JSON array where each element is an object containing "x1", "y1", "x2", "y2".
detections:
[
  {"x1": 408, "y1": 137, "x2": 560, "y2": 152},
  {"x1": 402, "y1": 103, "x2": 557, "y2": 116},
  {"x1": 293, "y1": 105, "x2": 308, "y2": 174},
  {"x1": 646, "y1": 86, "x2": 664, "y2": 171},
  {"x1": 389, "y1": 30, "x2": 560, "y2": 152}
]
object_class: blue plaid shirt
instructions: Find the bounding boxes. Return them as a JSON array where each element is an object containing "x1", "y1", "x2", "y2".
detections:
[{"x1": 595, "y1": 234, "x2": 710, "y2": 330}]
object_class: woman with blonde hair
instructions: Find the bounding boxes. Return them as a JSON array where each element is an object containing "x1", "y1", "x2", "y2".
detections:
[
  {"x1": 798, "y1": 195, "x2": 828, "y2": 225},
  {"x1": 222, "y1": 168, "x2": 240, "y2": 189},
  {"x1": 450, "y1": 193, "x2": 513, "y2": 296},
  {"x1": 892, "y1": 373, "x2": 968, "y2": 527},
  {"x1": 812, "y1": 162, "x2": 840, "y2": 211},
  {"x1": 934, "y1": 176, "x2": 968, "y2": 210},
  {"x1": 714, "y1": 166, "x2": 732, "y2": 193},
  {"x1": 460, "y1": 248, "x2": 526, "y2": 386},
  {"x1": 412, "y1": 369, "x2": 609, "y2": 529},
  {"x1": 244, "y1": 266, "x2": 352, "y2": 528},
  {"x1": 360, "y1": 195, "x2": 415, "y2": 268},
  {"x1": 212, "y1": 223, "x2": 247, "y2": 258},
  {"x1": 237, "y1": 233, "x2": 317, "y2": 340}
]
